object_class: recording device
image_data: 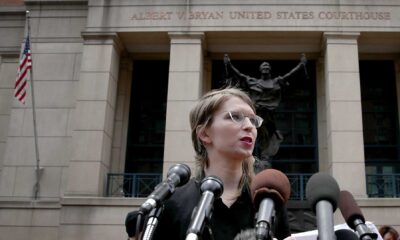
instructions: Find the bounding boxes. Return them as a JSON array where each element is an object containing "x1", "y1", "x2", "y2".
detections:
[
  {"x1": 251, "y1": 169, "x2": 291, "y2": 240},
  {"x1": 139, "y1": 163, "x2": 191, "y2": 215},
  {"x1": 186, "y1": 176, "x2": 224, "y2": 240},
  {"x1": 338, "y1": 190, "x2": 378, "y2": 240},
  {"x1": 306, "y1": 172, "x2": 340, "y2": 240}
]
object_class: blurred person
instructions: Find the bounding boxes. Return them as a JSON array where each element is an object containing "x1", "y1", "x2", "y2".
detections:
[{"x1": 379, "y1": 225, "x2": 399, "y2": 240}]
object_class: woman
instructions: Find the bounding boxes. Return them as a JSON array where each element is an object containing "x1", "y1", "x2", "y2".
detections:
[
  {"x1": 379, "y1": 225, "x2": 399, "y2": 240},
  {"x1": 140, "y1": 88, "x2": 290, "y2": 239}
]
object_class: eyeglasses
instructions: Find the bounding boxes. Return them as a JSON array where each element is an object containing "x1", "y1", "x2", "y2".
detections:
[{"x1": 226, "y1": 111, "x2": 263, "y2": 128}]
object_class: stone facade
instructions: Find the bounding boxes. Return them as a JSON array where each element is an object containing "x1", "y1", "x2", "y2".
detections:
[{"x1": 0, "y1": 0, "x2": 400, "y2": 239}]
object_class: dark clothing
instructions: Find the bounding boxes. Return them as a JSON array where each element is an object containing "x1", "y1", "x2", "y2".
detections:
[{"x1": 150, "y1": 178, "x2": 291, "y2": 240}]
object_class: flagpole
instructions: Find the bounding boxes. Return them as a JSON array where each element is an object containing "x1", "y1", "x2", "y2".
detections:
[{"x1": 26, "y1": 11, "x2": 41, "y2": 200}]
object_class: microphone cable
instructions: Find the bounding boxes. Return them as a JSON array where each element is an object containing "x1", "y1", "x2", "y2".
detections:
[{"x1": 135, "y1": 212, "x2": 143, "y2": 240}]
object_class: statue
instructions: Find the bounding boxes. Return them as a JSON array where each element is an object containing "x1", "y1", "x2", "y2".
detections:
[{"x1": 223, "y1": 54, "x2": 307, "y2": 170}]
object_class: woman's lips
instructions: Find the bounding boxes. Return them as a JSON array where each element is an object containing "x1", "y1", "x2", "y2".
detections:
[{"x1": 240, "y1": 136, "x2": 253, "y2": 144}]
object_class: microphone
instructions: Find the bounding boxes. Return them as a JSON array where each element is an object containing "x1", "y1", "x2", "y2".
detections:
[
  {"x1": 335, "y1": 229, "x2": 359, "y2": 240},
  {"x1": 338, "y1": 190, "x2": 378, "y2": 240},
  {"x1": 306, "y1": 172, "x2": 340, "y2": 240},
  {"x1": 251, "y1": 169, "x2": 291, "y2": 240},
  {"x1": 139, "y1": 163, "x2": 191, "y2": 215},
  {"x1": 186, "y1": 176, "x2": 224, "y2": 240}
]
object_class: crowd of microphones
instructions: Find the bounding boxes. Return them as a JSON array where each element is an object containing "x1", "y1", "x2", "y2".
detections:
[{"x1": 126, "y1": 163, "x2": 380, "y2": 240}]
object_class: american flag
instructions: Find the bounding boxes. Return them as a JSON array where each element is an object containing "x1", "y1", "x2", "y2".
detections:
[{"x1": 15, "y1": 35, "x2": 32, "y2": 104}]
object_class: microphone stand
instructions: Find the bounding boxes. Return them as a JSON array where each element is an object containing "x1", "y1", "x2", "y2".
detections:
[
  {"x1": 185, "y1": 176, "x2": 223, "y2": 240},
  {"x1": 185, "y1": 192, "x2": 214, "y2": 240},
  {"x1": 316, "y1": 200, "x2": 335, "y2": 240},
  {"x1": 142, "y1": 206, "x2": 164, "y2": 240},
  {"x1": 255, "y1": 198, "x2": 275, "y2": 240}
]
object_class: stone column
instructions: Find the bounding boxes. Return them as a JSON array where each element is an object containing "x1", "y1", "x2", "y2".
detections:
[
  {"x1": 66, "y1": 33, "x2": 123, "y2": 196},
  {"x1": 0, "y1": 56, "x2": 18, "y2": 172},
  {"x1": 110, "y1": 56, "x2": 133, "y2": 174},
  {"x1": 316, "y1": 57, "x2": 328, "y2": 171},
  {"x1": 0, "y1": 55, "x2": 19, "y2": 197},
  {"x1": 163, "y1": 32, "x2": 204, "y2": 178},
  {"x1": 322, "y1": 32, "x2": 367, "y2": 197},
  {"x1": 395, "y1": 60, "x2": 400, "y2": 125}
]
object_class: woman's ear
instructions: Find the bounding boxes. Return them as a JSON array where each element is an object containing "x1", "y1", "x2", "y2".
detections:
[{"x1": 197, "y1": 125, "x2": 211, "y2": 145}]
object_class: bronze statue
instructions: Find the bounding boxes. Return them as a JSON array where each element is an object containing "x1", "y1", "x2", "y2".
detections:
[{"x1": 223, "y1": 54, "x2": 307, "y2": 169}]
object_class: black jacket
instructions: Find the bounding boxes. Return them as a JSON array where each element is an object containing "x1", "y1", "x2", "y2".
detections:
[{"x1": 149, "y1": 178, "x2": 291, "y2": 240}]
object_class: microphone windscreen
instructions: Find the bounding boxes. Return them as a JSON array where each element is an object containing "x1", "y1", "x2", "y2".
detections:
[
  {"x1": 200, "y1": 176, "x2": 224, "y2": 198},
  {"x1": 251, "y1": 169, "x2": 291, "y2": 208},
  {"x1": 167, "y1": 163, "x2": 191, "y2": 187},
  {"x1": 335, "y1": 229, "x2": 359, "y2": 240},
  {"x1": 305, "y1": 172, "x2": 340, "y2": 212},
  {"x1": 339, "y1": 190, "x2": 365, "y2": 229}
]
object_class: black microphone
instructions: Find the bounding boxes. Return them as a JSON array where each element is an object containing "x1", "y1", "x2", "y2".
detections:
[
  {"x1": 139, "y1": 163, "x2": 191, "y2": 215},
  {"x1": 335, "y1": 229, "x2": 359, "y2": 240},
  {"x1": 251, "y1": 169, "x2": 291, "y2": 240},
  {"x1": 186, "y1": 176, "x2": 224, "y2": 240},
  {"x1": 306, "y1": 172, "x2": 340, "y2": 240},
  {"x1": 338, "y1": 190, "x2": 378, "y2": 240}
]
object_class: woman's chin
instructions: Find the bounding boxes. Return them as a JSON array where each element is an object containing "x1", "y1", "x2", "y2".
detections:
[{"x1": 237, "y1": 150, "x2": 253, "y2": 159}]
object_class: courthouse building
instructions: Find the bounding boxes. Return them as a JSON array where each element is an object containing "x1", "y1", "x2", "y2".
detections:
[{"x1": 0, "y1": 0, "x2": 400, "y2": 239}]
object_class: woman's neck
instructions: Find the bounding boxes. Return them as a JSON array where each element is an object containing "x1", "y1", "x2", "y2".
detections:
[{"x1": 204, "y1": 157, "x2": 244, "y2": 207}]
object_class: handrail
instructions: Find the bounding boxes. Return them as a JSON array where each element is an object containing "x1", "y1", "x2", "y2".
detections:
[
  {"x1": 366, "y1": 173, "x2": 400, "y2": 198},
  {"x1": 106, "y1": 173, "x2": 162, "y2": 197},
  {"x1": 106, "y1": 172, "x2": 400, "y2": 199}
]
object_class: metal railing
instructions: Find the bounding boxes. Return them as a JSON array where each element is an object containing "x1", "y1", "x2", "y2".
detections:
[
  {"x1": 106, "y1": 173, "x2": 162, "y2": 197},
  {"x1": 106, "y1": 172, "x2": 400, "y2": 199},
  {"x1": 287, "y1": 173, "x2": 312, "y2": 200},
  {"x1": 106, "y1": 172, "x2": 313, "y2": 200},
  {"x1": 366, "y1": 173, "x2": 400, "y2": 198}
]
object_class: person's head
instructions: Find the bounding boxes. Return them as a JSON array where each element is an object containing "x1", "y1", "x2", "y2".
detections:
[
  {"x1": 379, "y1": 226, "x2": 399, "y2": 240},
  {"x1": 259, "y1": 62, "x2": 271, "y2": 75},
  {"x1": 190, "y1": 88, "x2": 262, "y2": 183}
]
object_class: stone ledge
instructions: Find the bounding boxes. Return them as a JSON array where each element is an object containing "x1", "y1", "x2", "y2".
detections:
[
  {"x1": 61, "y1": 196, "x2": 144, "y2": 207},
  {"x1": 0, "y1": 197, "x2": 61, "y2": 209},
  {"x1": 357, "y1": 197, "x2": 400, "y2": 207},
  {"x1": 0, "y1": 196, "x2": 148, "y2": 208},
  {"x1": 287, "y1": 198, "x2": 400, "y2": 209}
]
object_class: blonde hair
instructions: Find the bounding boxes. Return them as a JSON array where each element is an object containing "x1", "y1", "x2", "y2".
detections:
[{"x1": 189, "y1": 88, "x2": 256, "y2": 186}]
